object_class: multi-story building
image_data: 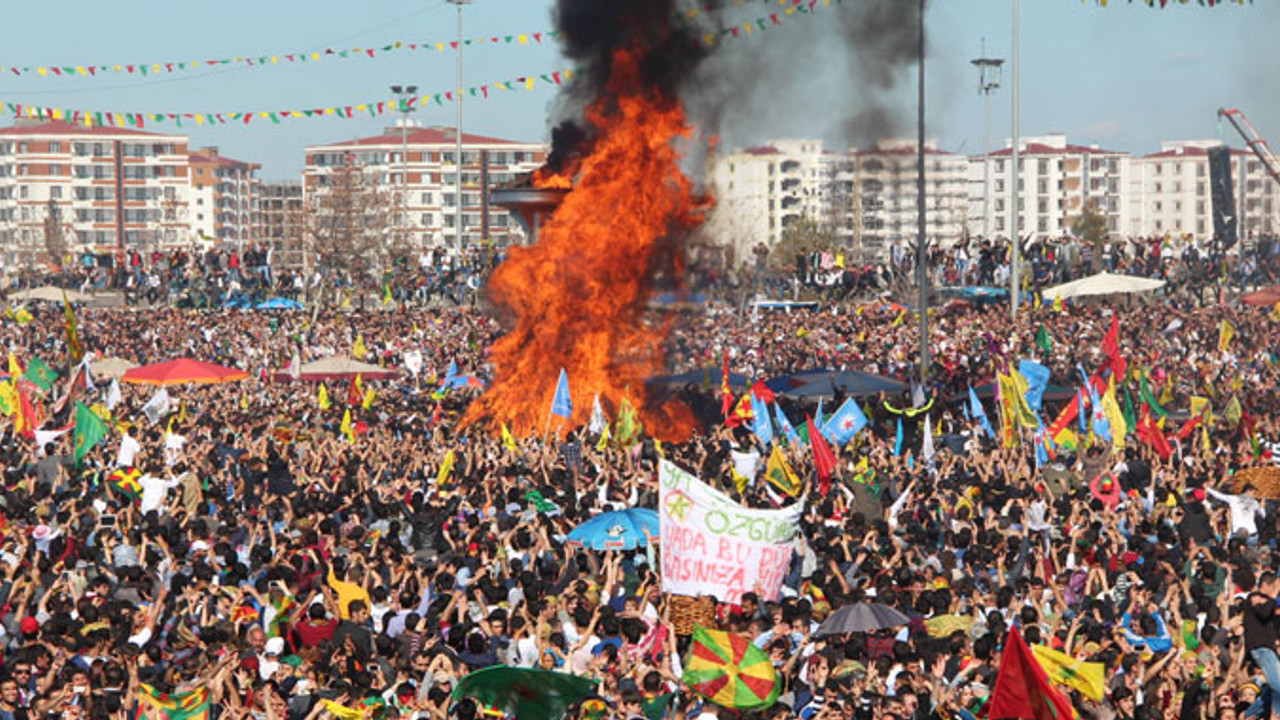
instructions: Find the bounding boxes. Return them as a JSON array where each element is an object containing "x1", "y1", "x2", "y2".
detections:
[
  {"x1": 0, "y1": 120, "x2": 190, "y2": 267},
  {"x1": 188, "y1": 146, "x2": 261, "y2": 248},
  {"x1": 302, "y1": 124, "x2": 546, "y2": 249},
  {"x1": 836, "y1": 140, "x2": 969, "y2": 262},
  {"x1": 258, "y1": 181, "x2": 304, "y2": 267},
  {"x1": 704, "y1": 139, "x2": 968, "y2": 264},
  {"x1": 968, "y1": 133, "x2": 1129, "y2": 240},
  {"x1": 704, "y1": 139, "x2": 828, "y2": 264},
  {"x1": 1125, "y1": 140, "x2": 1280, "y2": 241}
]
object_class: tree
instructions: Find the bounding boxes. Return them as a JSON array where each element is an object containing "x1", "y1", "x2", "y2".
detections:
[
  {"x1": 769, "y1": 213, "x2": 837, "y2": 270},
  {"x1": 1071, "y1": 199, "x2": 1110, "y2": 273},
  {"x1": 297, "y1": 161, "x2": 408, "y2": 306},
  {"x1": 41, "y1": 198, "x2": 69, "y2": 270}
]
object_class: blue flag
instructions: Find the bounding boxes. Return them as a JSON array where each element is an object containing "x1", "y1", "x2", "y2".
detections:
[
  {"x1": 815, "y1": 397, "x2": 824, "y2": 429},
  {"x1": 893, "y1": 417, "x2": 904, "y2": 457},
  {"x1": 968, "y1": 385, "x2": 995, "y2": 439},
  {"x1": 1078, "y1": 365, "x2": 1109, "y2": 443},
  {"x1": 774, "y1": 404, "x2": 800, "y2": 446},
  {"x1": 822, "y1": 398, "x2": 868, "y2": 447},
  {"x1": 751, "y1": 392, "x2": 774, "y2": 446},
  {"x1": 1077, "y1": 388, "x2": 1088, "y2": 434},
  {"x1": 1018, "y1": 359, "x2": 1051, "y2": 412},
  {"x1": 551, "y1": 368, "x2": 573, "y2": 419}
]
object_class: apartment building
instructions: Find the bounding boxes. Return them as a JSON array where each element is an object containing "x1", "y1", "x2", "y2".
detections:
[
  {"x1": 302, "y1": 124, "x2": 546, "y2": 248},
  {"x1": 0, "y1": 121, "x2": 190, "y2": 266},
  {"x1": 258, "y1": 182, "x2": 304, "y2": 267},
  {"x1": 968, "y1": 133, "x2": 1129, "y2": 240},
  {"x1": 1124, "y1": 140, "x2": 1280, "y2": 241},
  {"x1": 704, "y1": 139, "x2": 968, "y2": 264},
  {"x1": 188, "y1": 146, "x2": 262, "y2": 248}
]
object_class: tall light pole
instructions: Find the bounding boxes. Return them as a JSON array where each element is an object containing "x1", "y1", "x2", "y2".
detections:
[
  {"x1": 1010, "y1": 0, "x2": 1021, "y2": 319},
  {"x1": 390, "y1": 85, "x2": 418, "y2": 243},
  {"x1": 448, "y1": 0, "x2": 472, "y2": 258},
  {"x1": 971, "y1": 41, "x2": 1003, "y2": 250},
  {"x1": 916, "y1": 0, "x2": 929, "y2": 387}
]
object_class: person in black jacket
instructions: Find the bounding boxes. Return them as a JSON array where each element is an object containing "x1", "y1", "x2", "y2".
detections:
[{"x1": 1243, "y1": 571, "x2": 1280, "y2": 719}]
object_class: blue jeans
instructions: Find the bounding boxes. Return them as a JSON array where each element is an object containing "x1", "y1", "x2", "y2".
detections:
[{"x1": 1250, "y1": 647, "x2": 1280, "y2": 716}]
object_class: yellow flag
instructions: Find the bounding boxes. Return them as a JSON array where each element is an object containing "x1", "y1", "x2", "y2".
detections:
[
  {"x1": 353, "y1": 335, "x2": 367, "y2": 360},
  {"x1": 501, "y1": 422, "x2": 518, "y2": 453},
  {"x1": 0, "y1": 380, "x2": 16, "y2": 418},
  {"x1": 1271, "y1": 301, "x2": 1280, "y2": 322},
  {"x1": 361, "y1": 388, "x2": 376, "y2": 410},
  {"x1": 355, "y1": 374, "x2": 364, "y2": 398},
  {"x1": 596, "y1": 423, "x2": 611, "y2": 452},
  {"x1": 654, "y1": 439, "x2": 665, "y2": 458},
  {"x1": 764, "y1": 445, "x2": 802, "y2": 497},
  {"x1": 8, "y1": 353, "x2": 23, "y2": 380},
  {"x1": 340, "y1": 408, "x2": 354, "y2": 443},
  {"x1": 437, "y1": 450, "x2": 456, "y2": 485},
  {"x1": 1030, "y1": 644, "x2": 1106, "y2": 702},
  {"x1": 177, "y1": 399, "x2": 187, "y2": 424},
  {"x1": 998, "y1": 371, "x2": 1039, "y2": 430},
  {"x1": 1223, "y1": 396, "x2": 1242, "y2": 427},
  {"x1": 320, "y1": 700, "x2": 365, "y2": 720},
  {"x1": 1052, "y1": 295, "x2": 1064, "y2": 313},
  {"x1": 1101, "y1": 379, "x2": 1127, "y2": 451},
  {"x1": 891, "y1": 310, "x2": 907, "y2": 327},
  {"x1": 12, "y1": 307, "x2": 31, "y2": 325},
  {"x1": 1219, "y1": 319, "x2": 1235, "y2": 352},
  {"x1": 731, "y1": 466, "x2": 749, "y2": 494},
  {"x1": 318, "y1": 383, "x2": 330, "y2": 410},
  {"x1": 239, "y1": 393, "x2": 248, "y2": 411}
]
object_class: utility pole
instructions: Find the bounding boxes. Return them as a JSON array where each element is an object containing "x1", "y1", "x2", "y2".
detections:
[
  {"x1": 971, "y1": 40, "x2": 1003, "y2": 251},
  {"x1": 916, "y1": 0, "x2": 929, "y2": 386},
  {"x1": 447, "y1": 0, "x2": 472, "y2": 259},
  {"x1": 1010, "y1": 0, "x2": 1021, "y2": 319}
]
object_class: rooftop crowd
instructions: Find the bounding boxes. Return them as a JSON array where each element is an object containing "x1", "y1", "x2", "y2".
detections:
[{"x1": 0, "y1": 260, "x2": 1276, "y2": 720}]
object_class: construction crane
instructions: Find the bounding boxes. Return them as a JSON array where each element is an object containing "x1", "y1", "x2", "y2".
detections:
[{"x1": 1218, "y1": 108, "x2": 1280, "y2": 188}]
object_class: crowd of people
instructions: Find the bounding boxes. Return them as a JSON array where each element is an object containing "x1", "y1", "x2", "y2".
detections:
[{"x1": 0, "y1": 262, "x2": 1278, "y2": 720}]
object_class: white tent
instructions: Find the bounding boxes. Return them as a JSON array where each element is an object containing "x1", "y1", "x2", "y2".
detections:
[
  {"x1": 1041, "y1": 272, "x2": 1165, "y2": 301},
  {"x1": 8, "y1": 286, "x2": 93, "y2": 303}
]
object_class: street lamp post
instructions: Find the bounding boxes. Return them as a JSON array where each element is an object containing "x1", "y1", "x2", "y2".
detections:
[
  {"x1": 1010, "y1": 0, "x2": 1021, "y2": 319},
  {"x1": 390, "y1": 85, "x2": 418, "y2": 243},
  {"x1": 916, "y1": 0, "x2": 929, "y2": 387},
  {"x1": 447, "y1": 0, "x2": 472, "y2": 258},
  {"x1": 970, "y1": 41, "x2": 1003, "y2": 254}
]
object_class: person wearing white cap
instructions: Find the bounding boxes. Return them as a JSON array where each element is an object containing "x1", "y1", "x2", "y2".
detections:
[{"x1": 259, "y1": 636, "x2": 286, "y2": 680}]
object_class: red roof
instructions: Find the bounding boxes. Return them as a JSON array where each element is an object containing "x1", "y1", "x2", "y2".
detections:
[
  {"x1": 190, "y1": 149, "x2": 259, "y2": 168},
  {"x1": 988, "y1": 142, "x2": 1123, "y2": 157},
  {"x1": 1142, "y1": 146, "x2": 1249, "y2": 159},
  {"x1": 0, "y1": 121, "x2": 175, "y2": 138},
  {"x1": 853, "y1": 146, "x2": 955, "y2": 157},
  {"x1": 743, "y1": 146, "x2": 781, "y2": 155},
  {"x1": 319, "y1": 126, "x2": 531, "y2": 149}
]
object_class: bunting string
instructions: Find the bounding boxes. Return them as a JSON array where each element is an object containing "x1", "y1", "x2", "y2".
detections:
[
  {"x1": 0, "y1": 32, "x2": 559, "y2": 79},
  {"x1": 1, "y1": 0, "x2": 1247, "y2": 80},
  {"x1": 0, "y1": 70, "x2": 573, "y2": 130}
]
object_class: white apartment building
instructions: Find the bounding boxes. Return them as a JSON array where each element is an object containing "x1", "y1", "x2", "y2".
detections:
[
  {"x1": 836, "y1": 140, "x2": 968, "y2": 262},
  {"x1": 1125, "y1": 140, "x2": 1280, "y2": 241},
  {"x1": 0, "y1": 121, "x2": 190, "y2": 266},
  {"x1": 968, "y1": 133, "x2": 1128, "y2": 240},
  {"x1": 704, "y1": 139, "x2": 828, "y2": 264},
  {"x1": 704, "y1": 139, "x2": 968, "y2": 264},
  {"x1": 303, "y1": 124, "x2": 546, "y2": 248},
  {"x1": 188, "y1": 147, "x2": 261, "y2": 248}
]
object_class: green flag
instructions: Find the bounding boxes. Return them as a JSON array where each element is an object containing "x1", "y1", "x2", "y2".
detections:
[
  {"x1": 73, "y1": 402, "x2": 108, "y2": 463},
  {"x1": 1035, "y1": 325, "x2": 1052, "y2": 354},
  {"x1": 22, "y1": 357, "x2": 58, "y2": 392},
  {"x1": 614, "y1": 397, "x2": 643, "y2": 447},
  {"x1": 1123, "y1": 385, "x2": 1137, "y2": 434},
  {"x1": 1139, "y1": 367, "x2": 1167, "y2": 418}
]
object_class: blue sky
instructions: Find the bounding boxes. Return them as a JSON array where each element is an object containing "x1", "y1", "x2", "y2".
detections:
[{"x1": 2, "y1": 1, "x2": 1273, "y2": 180}]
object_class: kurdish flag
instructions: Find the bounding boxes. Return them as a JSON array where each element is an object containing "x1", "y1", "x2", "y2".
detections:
[
  {"x1": 108, "y1": 468, "x2": 142, "y2": 503},
  {"x1": 682, "y1": 626, "x2": 780, "y2": 711},
  {"x1": 138, "y1": 684, "x2": 211, "y2": 720}
]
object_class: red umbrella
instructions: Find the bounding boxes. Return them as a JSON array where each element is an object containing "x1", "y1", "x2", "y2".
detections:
[
  {"x1": 1241, "y1": 286, "x2": 1280, "y2": 306},
  {"x1": 121, "y1": 358, "x2": 249, "y2": 386}
]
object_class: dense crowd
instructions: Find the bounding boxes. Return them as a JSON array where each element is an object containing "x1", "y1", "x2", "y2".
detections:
[{"x1": 0, "y1": 273, "x2": 1277, "y2": 720}]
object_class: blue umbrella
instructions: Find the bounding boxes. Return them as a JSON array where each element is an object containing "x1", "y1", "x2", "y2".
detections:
[
  {"x1": 256, "y1": 297, "x2": 304, "y2": 310},
  {"x1": 566, "y1": 508, "x2": 659, "y2": 551}
]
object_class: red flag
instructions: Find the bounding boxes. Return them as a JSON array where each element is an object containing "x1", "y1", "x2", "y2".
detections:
[
  {"x1": 750, "y1": 379, "x2": 775, "y2": 404},
  {"x1": 1136, "y1": 407, "x2": 1172, "y2": 460},
  {"x1": 18, "y1": 384, "x2": 42, "y2": 438},
  {"x1": 987, "y1": 627, "x2": 1076, "y2": 720},
  {"x1": 725, "y1": 394, "x2": 753, "y2": 428},
  {"x1": 721, "y1": 352, "x2": 733, "y2": 418},
  {"x1": 346, "y1": 380, "x2": 361, "y2": 407},
  {"x1": 1101, "y1": 314, "x2": 1126, "y2": 379},
  {"x1": 1176, "y1": 412, "x2": 1204, "y2": 441},
  {"x1": 806, "y1": 416, "x2": 836, "y2": 496}
]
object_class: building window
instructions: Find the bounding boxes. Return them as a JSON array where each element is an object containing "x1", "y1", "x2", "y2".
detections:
[{"x1": 50, "y1": 186, "x2": 61, "y2": 199}]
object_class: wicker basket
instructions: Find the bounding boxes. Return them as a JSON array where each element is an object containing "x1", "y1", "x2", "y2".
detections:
[
  {"x1": 1230, "y1": 466, "x2": 1280, "y2": 499},
  {"x1": 668, "y1": 595, "x2": 717, "y2": 635}
]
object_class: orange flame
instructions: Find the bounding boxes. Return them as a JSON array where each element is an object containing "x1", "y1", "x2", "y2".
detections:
[{"x1": 464, "y1": 47, "x2": 703, "y2": 441}]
